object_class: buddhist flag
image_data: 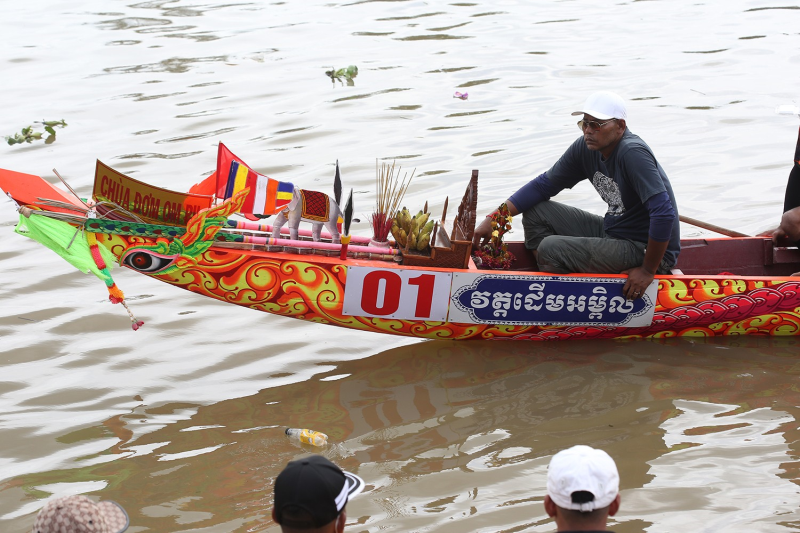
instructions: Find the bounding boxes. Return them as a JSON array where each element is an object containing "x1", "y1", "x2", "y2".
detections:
[{"x1": 215, "y1": 142, "x2": 294, "y2": 216}]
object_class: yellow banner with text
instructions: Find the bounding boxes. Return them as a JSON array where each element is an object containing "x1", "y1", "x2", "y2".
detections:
[{"x1": 93, "y1": 160, "x2": 213, "y2": 226}]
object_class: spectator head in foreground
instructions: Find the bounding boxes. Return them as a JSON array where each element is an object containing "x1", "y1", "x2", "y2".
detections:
[
  {"x1": 32, "y1": 494, "x2": 129, "y2": 533},
  {"x1": 273, "y1": 455, "x2": 365, "y2": 533},
  {"x1": 545, "y1": 445, "x2": 621, "y2": 532}
]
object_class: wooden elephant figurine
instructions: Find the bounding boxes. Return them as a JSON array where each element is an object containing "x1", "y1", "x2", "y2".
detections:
[{"x1": 271, "y1": 187, "x2": 342, "y2": 243}]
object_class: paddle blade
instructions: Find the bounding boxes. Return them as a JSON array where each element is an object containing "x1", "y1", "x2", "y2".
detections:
[
  {"x1": 334, "y1": 160, "x2": 342, "y2": 206},
  {"x1": 343, "y1": 188, "x2": 354, "y2": 236}
]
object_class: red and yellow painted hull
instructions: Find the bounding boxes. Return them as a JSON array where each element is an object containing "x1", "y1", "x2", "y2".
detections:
[{"x1": 97, "y1": 232, "x2": 800, "y2": 340}]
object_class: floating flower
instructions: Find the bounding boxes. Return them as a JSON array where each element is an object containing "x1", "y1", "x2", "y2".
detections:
[{"x1": 453, "y1": 92, "x2": 468, "y2": 100}]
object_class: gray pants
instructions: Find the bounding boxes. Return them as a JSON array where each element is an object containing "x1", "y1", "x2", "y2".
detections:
[{"x1": 522, "y1": 201, "x2": 672, "y2": 274}]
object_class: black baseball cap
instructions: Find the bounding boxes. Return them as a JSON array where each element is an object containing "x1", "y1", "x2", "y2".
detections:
[{"x1": 274, "y1": 455, "x2": 365, "y2": 528}]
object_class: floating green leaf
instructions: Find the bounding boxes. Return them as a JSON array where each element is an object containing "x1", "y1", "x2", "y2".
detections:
[
  {"x1": 5, "y1": 119, "x2": 68, "y2": 146},
  {"x1": 325, "y1": 65, "x2": 358, "y2": 86}
]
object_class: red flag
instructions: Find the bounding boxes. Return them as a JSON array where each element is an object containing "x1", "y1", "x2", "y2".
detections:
[{"x1": 188, "y1": 172, "x2": 216, "y2": 196}]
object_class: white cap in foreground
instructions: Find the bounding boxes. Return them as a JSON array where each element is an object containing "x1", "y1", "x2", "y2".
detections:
[
  {"x1": 546, "y1": 445, "x2": 619, "y2": 512},
  {"x1": 571, "y1": 91, "x2": 627, "y2": 121}
]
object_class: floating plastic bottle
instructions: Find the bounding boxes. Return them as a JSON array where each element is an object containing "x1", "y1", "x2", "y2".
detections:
[{"x1": 285, "y1": 428, "x2": 328, "y2": 447}]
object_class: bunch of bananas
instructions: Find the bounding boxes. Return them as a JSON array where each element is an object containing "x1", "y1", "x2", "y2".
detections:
[{"x1": 391, "y1": 207, "x2": 434, "y2": 251}]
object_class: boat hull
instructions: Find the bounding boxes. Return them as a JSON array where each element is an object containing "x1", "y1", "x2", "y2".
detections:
[{"x1": 98, "y1": 233, "x2": 800, "y2": 340}]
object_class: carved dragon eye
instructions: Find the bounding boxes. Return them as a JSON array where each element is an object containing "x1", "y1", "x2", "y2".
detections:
[{"x1": 122, "y1": 251, "x2": 176, "y2": 274}]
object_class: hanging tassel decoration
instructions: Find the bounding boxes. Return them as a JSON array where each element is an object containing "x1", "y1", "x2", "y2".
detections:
[{"x1": 85, "y1": 231, "x2": 144, "y2": 330}]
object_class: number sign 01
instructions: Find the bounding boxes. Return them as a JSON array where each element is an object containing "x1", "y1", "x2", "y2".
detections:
[{"x1": 342, "y1": 266, "x2": 452, "y2": 321}]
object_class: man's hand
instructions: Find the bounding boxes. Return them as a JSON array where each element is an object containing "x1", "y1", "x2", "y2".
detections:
[
  {"x1": 771, "y1": 226, "x2": 791, "y2": 246},
  {"x1": 621, "y1": 266, "x2": 654, "y2": 300},
  {"x1": 473, "y1": 200, "x2": 520, "y2": 251},
  {"x1": 756, "y1": 227, "x2": 778, "y2": 237},
  {"x1": 756, "y1": 226, "x2": 791, "y2": 245},
  {"x1": 625, "y1": 237, "x2": 668, "y2": 299},
  {"x1": 472, "y1": 216, "x2": 494, "y2": 250}
]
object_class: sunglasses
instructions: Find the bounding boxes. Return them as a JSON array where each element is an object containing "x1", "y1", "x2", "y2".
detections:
[{"x1": 577, "y1": 118, "x2": 617, "y2": 131}]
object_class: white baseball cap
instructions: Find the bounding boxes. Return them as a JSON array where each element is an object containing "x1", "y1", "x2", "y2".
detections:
[
  {"x1": 546, "y1": 445, "x2": 619, "y2": 512},
  {"x1": 571, "y1": 91, "x2": 627, "y2": 121}
]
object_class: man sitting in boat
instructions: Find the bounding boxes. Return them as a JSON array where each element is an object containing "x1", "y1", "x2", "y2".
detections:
[{"x1": 473, "y1": 91, "x2": 680, "y2": 300}]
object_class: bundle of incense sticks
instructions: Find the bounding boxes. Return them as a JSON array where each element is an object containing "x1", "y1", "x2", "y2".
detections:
[{"x1": 371, "y1": 160, "x2": 414, "y2": 242}]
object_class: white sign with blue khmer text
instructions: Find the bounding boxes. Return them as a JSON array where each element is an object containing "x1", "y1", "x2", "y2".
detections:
[{"x1": 447, "y1": 273, "x2": 657, "y2": 327}]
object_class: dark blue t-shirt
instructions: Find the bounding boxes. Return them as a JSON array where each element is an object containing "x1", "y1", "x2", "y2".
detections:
[{"x1": 509, "y1": 129, "x2": 680, "y2": 267}]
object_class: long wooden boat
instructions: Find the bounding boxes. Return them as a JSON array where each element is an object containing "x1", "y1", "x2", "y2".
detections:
[{"x1": 2, "y1": 160, "x2": 800, "y2": 341}]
